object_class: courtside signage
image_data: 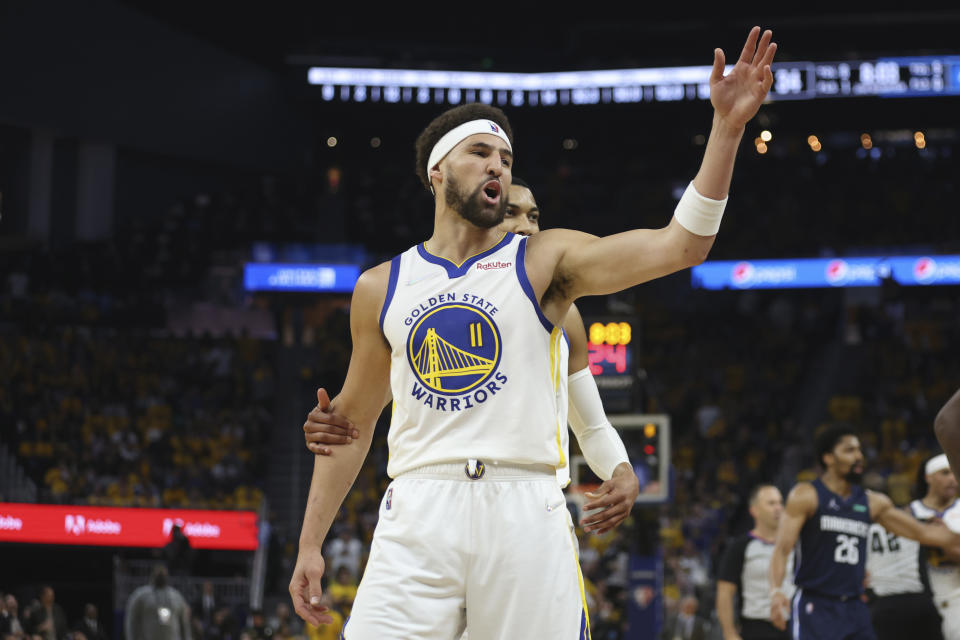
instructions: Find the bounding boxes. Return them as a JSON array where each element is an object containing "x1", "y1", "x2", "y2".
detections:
[
  {"x1": 0, "y1": 504, "x2": 258, "y2": 550},
  {"x1": 691, "y1": 255, "x2": 960, "y2": 290}
]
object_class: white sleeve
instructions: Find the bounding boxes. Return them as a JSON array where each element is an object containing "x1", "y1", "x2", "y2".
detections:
[{"x1": 567, "y1": 367, "x2": 631, "y2": 481}]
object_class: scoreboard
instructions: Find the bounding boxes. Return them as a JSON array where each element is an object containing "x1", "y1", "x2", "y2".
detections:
[
  {"x1": 585, "y1": 317, "x2": 637, "y2": 413},
  {"x1": 306, "y1": 55, "x2": 960, "y2": 107}
]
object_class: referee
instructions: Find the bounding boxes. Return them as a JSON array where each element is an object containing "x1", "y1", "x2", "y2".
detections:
[
  {"x1": 865, "y1": 518, "x2": 943, "y2": 640},
  {"x1": 716, "y1": 484, "x2": 794, "y2": 640}
]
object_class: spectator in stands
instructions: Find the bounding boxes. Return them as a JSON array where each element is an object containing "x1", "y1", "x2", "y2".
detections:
[
  {"x1": 660, "y1": 594, "x2": 710, "y2": 640},
  {"x1": 73, "y1": 604, "x2": 106, "y2": 640},
  {"x1": 26, "y1": 586, "x2": 67, "y2": 640},
  {"x1": 191, "y1": 581, "x2": 217, "y2": 638},
  {"x1": 124, "y1": 565, "x2": 191, "y2": 640},
  {"x1": 324, "y1": 524, "x2": 362, "y2": 578}
]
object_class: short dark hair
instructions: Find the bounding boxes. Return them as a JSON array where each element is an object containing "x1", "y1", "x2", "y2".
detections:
[
  {"x1": 748, "y1": 483, "x2": 776, "y2": 505},
  {"x1": 413, "y1": 103, "x2": 513, "y2": 192},
  {"x1": 814, "y1": 424, "x2": 858, "y2": 468},
  {"x1": 511, "y1": 176, "x2": 531, "y2": 191}
]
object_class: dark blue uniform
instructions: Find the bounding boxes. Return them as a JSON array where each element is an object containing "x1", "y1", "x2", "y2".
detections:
[{"x1": 792, "y1": 478, "x2": 876, "y2": 640}]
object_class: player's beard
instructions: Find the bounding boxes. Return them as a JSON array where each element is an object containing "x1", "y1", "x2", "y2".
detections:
[
  {"x1": 844, "y1": 467, "x2": 864, "y2": 484},
  {"x1": 444, "y1": 173, "x2": 506, "y2": 229}
]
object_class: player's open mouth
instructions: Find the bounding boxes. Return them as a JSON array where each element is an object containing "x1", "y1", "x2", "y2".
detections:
[{"x1": 481, "y1": 180, "x2": 501, "y2": 205}]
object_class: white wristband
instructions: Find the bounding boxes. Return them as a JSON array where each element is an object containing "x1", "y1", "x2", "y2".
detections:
[{"x1": 674, "y1": 181, "x2": 727, "y2": 236}]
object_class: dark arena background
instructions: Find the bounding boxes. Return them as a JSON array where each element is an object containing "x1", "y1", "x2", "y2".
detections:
[{"x1": 1, "y1": 3, "x2": 959, "y2": 639}]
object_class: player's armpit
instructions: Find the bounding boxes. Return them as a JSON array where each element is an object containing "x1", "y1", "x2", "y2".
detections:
[{"x1": 562, "y1": 303, "x2": 589, "y2": 374}]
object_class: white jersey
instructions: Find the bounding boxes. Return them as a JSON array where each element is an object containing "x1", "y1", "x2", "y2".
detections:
[
  {"x1": 556, "y1": 330, "x2": 570, "y2": 487},
  {"x1": 379, "y1": 233, "x2": 567, "y2": 478},
  {"x1": 865, "y1": 522, "x2": 925, "y2": 596},
  {"x1": 910, "y1": 498, "x2": 960, "y2": 602}
]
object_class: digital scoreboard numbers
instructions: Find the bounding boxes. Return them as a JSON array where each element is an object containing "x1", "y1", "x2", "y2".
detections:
[
  {"x1": 585, "y1": 317, "x2": 637, "y2": 413},
  {"x1": 772, "y1": 57, "x2": 960, "y2": 100}
]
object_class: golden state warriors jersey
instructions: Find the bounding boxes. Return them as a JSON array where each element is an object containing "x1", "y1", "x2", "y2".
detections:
[{"x1": 379, "y1": 233, "x2": 567, "y2": 478}]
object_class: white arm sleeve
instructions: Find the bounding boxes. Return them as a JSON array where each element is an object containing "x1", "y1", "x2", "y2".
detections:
[{"x1": 567, "y1": 367, "x2": 631, "y2": 481}]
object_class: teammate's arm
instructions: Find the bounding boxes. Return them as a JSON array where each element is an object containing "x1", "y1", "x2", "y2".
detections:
[
  {"x1": 303, "y1": 386, "x2": 392, "y2": 455},
  {"x1": 868, "y1": 490, "x2": 960, "y2": 555},
  {"x1": 770, "y1": 482, "x2": 816, "y2": 630},
  {"x1": 526, "y1": 27, "x2": 776, "y2": 311},
  {"x1": 935, "y1": 387, "x2": 960, "y2": 474},
  {"x1": 289, "y1": 264, "x2": 393, "y2": 626},
  {"x1": 563, "y1": 305, "x2": 639, "y2": 533}
]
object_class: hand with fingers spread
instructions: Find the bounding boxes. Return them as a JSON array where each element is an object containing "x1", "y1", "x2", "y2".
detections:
[
  {"x1": 304, "y1": 388, "x2": 359, "y2": 456},
  {"x1": 709, "y1": 26, "x2": 778, "y2": 130},
  {"x1": 580, "y1": 462, "x2": 640, "y2": 534},
  {"x1": 289, "y1": 544, "x2": 333, "y2": 627}
]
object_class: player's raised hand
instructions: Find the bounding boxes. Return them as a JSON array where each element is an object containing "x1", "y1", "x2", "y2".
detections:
[
  {"x1": 709, "y1": 26, "x2": 777, "y2": 129},
  {"x1": 581, "y1": 462, "x2": 640, "y2": 535},
  {"x1": 289, "y1": 545, "x2": 332, "y2": 626},
  {"x1": 304, "y1": 387, "x2": 358, "y2": 456}
]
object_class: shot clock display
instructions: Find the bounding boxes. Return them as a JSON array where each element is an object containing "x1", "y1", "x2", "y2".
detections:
[
  {"x1": 587, "y1": 320, "x2": 634, "y2": 377},
  {"x1": 585, "y1": 316, "x2": 638, "y2": 412}
]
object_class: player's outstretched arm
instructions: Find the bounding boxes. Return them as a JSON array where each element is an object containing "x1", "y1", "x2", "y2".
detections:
[
  {"x1": 935, "y1": 388, "x2": 960, "y2": 474},
  {"x1": 527, "y1": 28, "x2": 776, "y2": 305},
  {"x1": 770, "y1": 482, "x2": 815, "y2": 630},
  {"x1": 868, "y1": 490, "x2": 960, "y2": 556},
  {"x1": 289, "y1": 264, "x2": 393, "y2": 626}
]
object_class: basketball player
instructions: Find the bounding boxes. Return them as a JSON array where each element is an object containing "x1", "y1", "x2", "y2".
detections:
[
  {"x1": 768, "y1": 425, "x2": 960, "y2": 640},
  {"x1": 290, "y1": 27, "x2": 778, "y2": 639},
  {"x1": 302, "y1": 176, "x2": 640, "y2": 534},
  {"x1": 864, "y1": 465, "x2": 943, "y2": 640},
  {"x1": 936, "y1": 388, "x2": 960, "y2": 474},
  {"x1": 910, "y1": 453, "x2": 960, "y2": 640},
  {"x1": 716, "y1": 484, "x2": 794, "y2": 640}
]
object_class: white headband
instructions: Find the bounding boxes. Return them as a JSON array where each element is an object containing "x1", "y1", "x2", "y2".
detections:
[
  {"x1": 926, "y1": 454, "x2": 950, "y2": 476},
  {"x1": 426, "y1": 119, "x2": 512, "y2": 179}
]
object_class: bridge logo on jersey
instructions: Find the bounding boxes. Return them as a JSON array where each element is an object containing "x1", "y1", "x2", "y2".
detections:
[
  {"x1": 408, "y1": 303, "x2": 501, "y2": 395},
  {"x1": 405, "y1": 301, "x2": 509, "y2": 411}
]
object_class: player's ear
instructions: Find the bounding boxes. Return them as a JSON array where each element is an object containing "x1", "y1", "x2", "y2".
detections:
[{"x1": 429, "y1": 164, "x2": 443, "y2": 191}]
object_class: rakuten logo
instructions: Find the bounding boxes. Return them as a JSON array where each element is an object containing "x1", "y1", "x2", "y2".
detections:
[
  {"x1": 163, "y1": 518, "x2": 221, "y2": 539},
  {"x1": 476, "y1": 261, "x2": 512, "y2": 271},
  {"x1": 64, "y1": 514, "x2": 121, "y2": 536},
  {"x1": 0, "y1": 515, "x2": 23, "y2": 531}
]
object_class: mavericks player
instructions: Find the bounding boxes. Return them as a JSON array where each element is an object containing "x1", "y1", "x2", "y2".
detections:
[
  {"x1": 769, "y1": 425, "x2": 960, "y2": 640},
  {"x1": 302, "y1": 176, "x2": 640, "y2": 533}
]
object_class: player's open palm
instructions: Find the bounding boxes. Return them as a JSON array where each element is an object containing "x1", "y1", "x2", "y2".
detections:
[
  {"x1": 290, "y1": 545, "x2": 332, "y2": 626},
  {"x1": 709, "y1": 26, "x2": 777, "y2": 129}
]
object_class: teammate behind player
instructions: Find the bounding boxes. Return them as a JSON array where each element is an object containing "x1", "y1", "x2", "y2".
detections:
[
  {"x1": 769, "y1": 425, "x2": 960, "y2": 640},
  {"x1": 717, "y1": 484, "x2": 794, "y2": 640},
  {"x1": 910, "y1": 453, "x2": 960, "y2": 640},
  {"x1": 302, "y1": 176, "x2": 640, "y2": 534}
]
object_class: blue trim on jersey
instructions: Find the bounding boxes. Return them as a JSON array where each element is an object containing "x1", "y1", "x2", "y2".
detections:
[
  {"x1": 562, "y1": 328, "x2": 570, "y2": 349},
  {"x1": 379, "y1": 254, "x2": 402, "y2": 332},
  {"x1": 340, "y1": 615, "x2": 349, "y2": 639},
  {"x1": 416, "y1": 232, "x2": 513, "y2": 278},
  {"x1": 515, "y1": 236, "x2": 554, "y2": 333},
  {"x1": 580, "y1": 608, "x2": 589, "y2": 639}
]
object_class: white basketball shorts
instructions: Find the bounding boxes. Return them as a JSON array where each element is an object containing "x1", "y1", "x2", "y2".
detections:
[{"x1": 340, "y1": 461, "x2": 590, "y2": 640}]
